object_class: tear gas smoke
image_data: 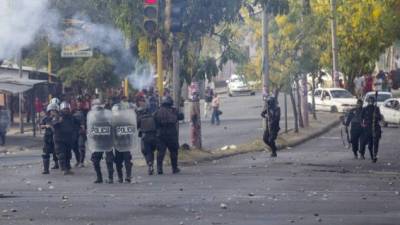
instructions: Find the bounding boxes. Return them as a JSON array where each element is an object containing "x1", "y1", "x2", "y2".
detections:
[
  {"x1": 0, "y1": 0, "x2": 57, "y2": 59},
  {"x1": 127, "y1": 62, "x2": 155, "y2": 91},
  {"x1": 0, "y1": 0, "x2": 149, "y2": 87}
]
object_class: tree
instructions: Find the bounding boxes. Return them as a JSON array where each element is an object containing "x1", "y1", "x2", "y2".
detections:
[{"x1": 313, "y1": 0, "x2": 400, "y2": 92}]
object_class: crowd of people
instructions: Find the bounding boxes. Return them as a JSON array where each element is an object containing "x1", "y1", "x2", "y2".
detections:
[
  {"x1": 353, "y1": 70, "x2": 397, "y2": 98},
  {"x1": 40, "y1": 88, "x2": 184, "y2": 184}
]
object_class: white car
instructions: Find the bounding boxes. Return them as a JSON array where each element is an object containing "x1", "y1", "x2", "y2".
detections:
[
  {"x1": 308, "y1": 88, "x2": 357, "y2": 113},
  {"x1": 363, "y1": 91, "x2": 393, "y2": 107},
  {"x1": 227, "y1": 75, "x2": 255, "y2": 97},
  {"x1": 380, "y1": 98, "x2": 400, "y2": 127}
]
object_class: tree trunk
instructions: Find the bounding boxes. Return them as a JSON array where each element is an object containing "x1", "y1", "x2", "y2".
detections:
[
  {"x1": 295, "y1": 77, "x2": 304, "y2": 128},
  {"x1": 190, "y1": 100, "x2": 202, "y2": 149},
  {"x1": 301, "y1": 74, "x2": 309, "y2": 127},
  {"x1": 262, "y1": 6, "x2": 270, "y2": 97},
  {"x1": 311, "y1": 72, "x2": 317, "y2": 120},
  {"x1": 289, "y1": 87, "x2": 299, "y2": 133}
]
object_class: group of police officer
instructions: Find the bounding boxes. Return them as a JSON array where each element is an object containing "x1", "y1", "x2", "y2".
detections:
[
  {"x1": 345, "y1": 95, "x2": 383, "y2": 163},
  {"x1": 40, "y1": 94, "x2": 184, "y2": 183},
  {"x1": 261, "y1": 94, "x2": 383, "y2": 163}
]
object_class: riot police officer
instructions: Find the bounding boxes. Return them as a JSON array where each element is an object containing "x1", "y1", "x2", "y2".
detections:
[
  {"x1": 261, "y1": 96, "x2": 281, "y2": 157},
  {"x1": 154, "y1": 96, "x2": 184, "y2": 174},
  {"x1": 40, "y1": 103, "x2": 59, "y2": 174},
  {"x1": 112, "y1": 102, "x2": 136, "y2": 183},
  {"x1": 88, "y1": 102, "x2": 115, "y2": 183},
  {"x1": 136, "y1": 96, "x2": 158, "y2": 175},
  {"x1": 360, "y1": 95, "x2": 382, "y2": 163},
  {"x1": 52, "y1": 102, "x2": 81, "y2": 175},
  {"x1": 344, "y1": 99, "x2": 363, "y2": 159}
]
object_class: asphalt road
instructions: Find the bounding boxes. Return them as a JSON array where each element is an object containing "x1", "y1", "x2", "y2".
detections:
[
  {"x1": 0, "y1": 92, "x2": 293, "y2": 165},
  {"x1": 180, "y1": 92, "x2": 295, "y2": 150},
  {"x1": 1, "y1": 125, "x2": 399, "y2": 225}
]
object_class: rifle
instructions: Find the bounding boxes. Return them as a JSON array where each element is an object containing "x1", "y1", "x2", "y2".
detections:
[{"x1": 371, "y1": 91, "x2": 378, "y2": 158}]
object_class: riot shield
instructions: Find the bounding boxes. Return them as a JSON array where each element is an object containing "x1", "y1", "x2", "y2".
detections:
[
  {"x1": 86, "y1": 108, "x2": 113, "y2": 152},
  {"x1": 0, "y1": 110, "x2": 10, "y2": 132},
  {"x1": 112, "y1": 108, "x2": 138, "y2": 152}
]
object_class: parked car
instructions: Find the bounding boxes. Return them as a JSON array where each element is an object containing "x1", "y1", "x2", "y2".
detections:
[
  {"x1": 227, "y1": 74, "x2": 255, "y2": 97},
  {"x1": 380, "y1": 98, "x2": 400, "y2": 127},
  {"x1": 308, "y1": 88, "x2": 357, "y2": 113},
  {"x1": 362, "y1": 91, "x2": 393, "y2": 107}
]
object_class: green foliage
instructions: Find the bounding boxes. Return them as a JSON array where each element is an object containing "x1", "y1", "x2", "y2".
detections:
[{"x1": 58, "y1": 55, "x2": 119, "y2": 92}]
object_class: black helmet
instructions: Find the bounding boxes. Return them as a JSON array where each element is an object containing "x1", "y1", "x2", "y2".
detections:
[
  {"x1": 266, "y1": 96, "x2": 277, "y2": 108},
  {"x1": 367, "y1": 95, "x2": 376, "y2": 105},
  {"x1": 161, "y1": 96, "x2": 173, "y2": 106}
]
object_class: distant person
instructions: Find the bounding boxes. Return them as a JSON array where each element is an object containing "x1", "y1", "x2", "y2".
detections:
[
  {"x1": 211, "y1": 93, "x2": 221, "y2": 125},
  {"x1": 354, "y1": 76, "x2": 364, "y2": 98},
  {"x1": 261, "y1": 96, "x2": 281, "y2": 158},
  {"x1": 363, "y1": 74, "x2": 373, "y2": 95},
  {"x1": 154, "y1": 96, "x2": 184, "y2": 174},
  {"x1": 344, "y1": 99, "x2": 364, "y2": 159},
  {"x1": 40, "y1": 103, "x2": 59, "y2": 174},
  {"x1": 204, "y1": 87, "x2": 214, "y2": 118},
  {"x1": 0, "y1": 106, "x2": 10, "y2": 146},
  {"x1": 136, "y1": 96, "x2": 158, "y2": 175},
  {"x1": 360, "y1": 96, "x2": 382, "y2": 163},
  {"x1": 34, "y1": 97, "x2": 43, "y2": 121},
  {"x1": 51, "y1": 102, "x2": 81, "y2": 175}
]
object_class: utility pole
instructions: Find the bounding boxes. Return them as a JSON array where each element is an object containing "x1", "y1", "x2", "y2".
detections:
[
  {"x1": 172, "y1": 36, "x2": 180, "y2": 109},
  {"x1": 157, "y1": 38, "x2": 164, "y2": 98},
  {"x1": 262, "y1": 5, "x2": 270, "y2": 98},
  {"x1": 331, "y1": 0, "x2": 340, "y2": 88},
  {"x1": 301, "y1": 0, "x2": 310, "y2": 127},
  {"x1": 48, "y1": 41, "x2": 53, "y2": 102},
  {"x1": 18, "y1": 50, "x2": 24, "y2": 134}
]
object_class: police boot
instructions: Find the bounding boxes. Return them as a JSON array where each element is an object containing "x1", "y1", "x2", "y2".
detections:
[
  {"x1": 171, "y1": 155, "x2": 180, "y2": 174},
  {"x1": 52, "y1": 160, "x2": 59, "y2": 169},
  {"x1": 157, "y1": 159, "x2": 163, "y2": 175},
  {"x1": 148, "y1": 162, "x2": 154, "y2": 176},
  {"x1": 42, "y1": 159, "x2": 50, "y2": 174},
  {"x1": 63, "y1": 160, "x2": 74, "y2": 175},
  {"x1": 116, "y1": 166, "x2": 123, "y2": 183},
  {"x1": 93, "y1": 163, "x2": 103, "y2": 183},
  {"x1": 106, "y1": 163, "x2": 114, "y2": 184},
  {"x1": 125, "y1": 162, "x2": 132, "y2": 183}
]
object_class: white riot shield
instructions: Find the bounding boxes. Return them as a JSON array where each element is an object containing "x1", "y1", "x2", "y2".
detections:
[
  {"x1": 87, "y1": 108, "x2": 113, "y2": 152},
  {"x1": 0, "y1": 110, "x2": 10, "y2": 132},
  {"x1": 112, "y1": 108, "x2": 138, "y2": 152}
]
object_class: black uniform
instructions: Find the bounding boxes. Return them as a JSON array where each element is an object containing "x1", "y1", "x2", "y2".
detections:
[
  {"x1": 154, "y1": 105, "x2": 184, "y2": 174},
  {"x1": 345, "y1": 107, "x2": 363, "y2": 158},
  {"x1": 52, "y1": 112, "x2": 81, "y2": 173},
  {"x1": 114, "y1": 150, "x2": 132, "y2": 183},
  {"x1": 91, "y1": 151, "x2": 115, "y2": 183},
  {"x1": 137, "y1": 107, "x2": 158, "y2": 175},
  {"x1": 261, "y1": 103, "x2": 281, "y2": 157},
  {"x1": 40, "y1": 115, "x2": 58, "y2": 173},
  {"x1": 360, "y1": 104, "x2": 382, "y2": 162},
  {"x1": 73, "y1": 109, "x2": 87, "y2": 166}
]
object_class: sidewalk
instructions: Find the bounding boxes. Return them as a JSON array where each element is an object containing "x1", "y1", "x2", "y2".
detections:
[{"x1": 177, "y1": 112, "x2": 341, "y2": 165}]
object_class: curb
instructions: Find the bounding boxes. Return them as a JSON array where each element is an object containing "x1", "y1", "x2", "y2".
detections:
[{"x1": 179, "y1": 117, "x2": 341, "y2": 165}]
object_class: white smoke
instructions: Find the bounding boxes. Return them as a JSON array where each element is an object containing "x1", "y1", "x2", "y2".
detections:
[
  {"x1": 0, "y1": 0, "x2": 149, "y2": 85},
  {"x1": 127, "y1": 62, "x2": 155, "y2": 90},
  {"x1": 0, "y1": 0, "x2": 57, "y2": 59}
]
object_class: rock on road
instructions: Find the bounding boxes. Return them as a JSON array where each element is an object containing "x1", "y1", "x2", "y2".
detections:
[{"x1": 0, "y1": 125, "x2": 400, "y2": 225}]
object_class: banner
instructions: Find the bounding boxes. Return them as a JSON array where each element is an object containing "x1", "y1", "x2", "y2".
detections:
[{"x1": 61, "y1": 19, "x2": 93, "y2": 58}]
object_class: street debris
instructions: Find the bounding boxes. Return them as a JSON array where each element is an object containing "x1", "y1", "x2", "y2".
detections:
[{"x1": 220, "y1": 203, "x2": 227, "y2": 209}]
